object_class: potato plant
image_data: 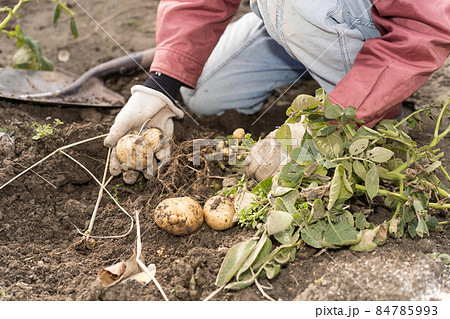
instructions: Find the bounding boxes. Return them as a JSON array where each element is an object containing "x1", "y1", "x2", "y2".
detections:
[
  {"x1": 216, "y1": 89, "x2": 450, "y2": 290},
  {"x1": 0, "y1": 0, "x2": 78, "y2": 70}
]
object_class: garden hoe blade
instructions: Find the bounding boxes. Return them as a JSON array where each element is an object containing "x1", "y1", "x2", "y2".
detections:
[{"x1": 0, "y1": 48, "x2": 155, "y2": 107}]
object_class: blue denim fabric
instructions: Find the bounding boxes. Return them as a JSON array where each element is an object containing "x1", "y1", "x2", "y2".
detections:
[{"x1": 181, "y1": 0, "x2": 380, "y2": 116}]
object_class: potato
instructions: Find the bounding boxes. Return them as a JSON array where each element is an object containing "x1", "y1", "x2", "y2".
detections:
[
  {"x1": 153, "y1": 197, "x2": 204, "y2": 236},
  {"x1": 232, "y1": 128, "x2": 245, "y2": 140},
  {"x1": 116, "y1": 128, "x2": 163, "y2": 171},
  {"x1": 203, "y1": 196, "x2": 236, "y2": 230}
]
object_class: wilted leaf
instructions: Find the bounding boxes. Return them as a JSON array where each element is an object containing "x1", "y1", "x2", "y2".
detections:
[
  {"x1": 374, "y1": 222, "x2": 387, "y2": 246},
  {"x1": 274, "y1": 246, "x2": 296, "y2": 265},
  {"x1": 274, "y1": 225, "x2": 294, "y2": 245},
  {"x1": 389, "y1": 219, "x2": 400, "y2": 237},
  {"x1": 328, "y1": 164, "x2": 353, "y2": 210},
  {"x1": 237, "y1": 233, "x2": 269, "y2": 280},
  {"x1": 267, "y1": 211, "x2": 293, "y2": 235},
  {"x1": 98, "y1": 258, "x2": 140, "y2": 287},
  {"x1": 367, "y1": 147, "x2": 395, "y2": 163},
  {"x1": 215, "y1": 239, "x2": 257, "y2": 286},
  {"x1": 350, "y1": 229, "x2": 377, "y2": 252},
  {"x1": 349, "y1": 139, "x2": 369, "y2": 156},
  {"x1": 225, "y1": 276, "x2": 257, "y2": 290},
  {"x1": 365, "y1": 165, "x2": 379, "y2": 200},
  {"x1": 264, "y1": 261, "x2": 281, "y2": 279},
  {"x1": 416, "y1": 217, "x2": 429, "y2": 238}
]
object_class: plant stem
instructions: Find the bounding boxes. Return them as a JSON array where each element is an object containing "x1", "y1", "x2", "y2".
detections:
[
  {"x1": 0, "y1": 0, "x2": 32, "y2": 30},
  {"x1": 430, "y1": 98, "x2": 450, "y2": 148},
  {"x1": 355, "y1": 184, "x2": 450, "y2": 210},
  {"x1": 394, "y1": 108, "x2": 429, "y2": 128}
]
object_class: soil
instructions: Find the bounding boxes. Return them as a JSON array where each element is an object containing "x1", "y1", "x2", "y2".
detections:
[{"x1": 0, "y1": 0, "x2": 449, "y2": 301}]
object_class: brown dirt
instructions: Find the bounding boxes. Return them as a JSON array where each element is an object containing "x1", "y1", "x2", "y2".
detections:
[{"x1": 0, "y1": 0, "x2": 449, "y2": 301}]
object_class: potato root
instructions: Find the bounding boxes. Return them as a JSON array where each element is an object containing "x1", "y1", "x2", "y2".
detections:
[
  {"x1": 153, "y1": 197, "x2": 204, "y2": 236},
  {"x1": 203, "y1": 196, "x2": 236, "y2": 230}
]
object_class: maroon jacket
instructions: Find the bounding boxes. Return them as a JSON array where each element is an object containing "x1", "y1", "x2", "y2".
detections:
[{"x1": 150, "y1": 0, "x2": 450, "y2": 126}]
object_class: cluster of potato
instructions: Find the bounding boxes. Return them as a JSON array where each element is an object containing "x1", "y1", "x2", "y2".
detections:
[
  {"x1": 152, "y1": 195, "x2": 236, "y2": 236},
  {"x1": 122, "y1": 128, "x2": 246, "y2": 236}
]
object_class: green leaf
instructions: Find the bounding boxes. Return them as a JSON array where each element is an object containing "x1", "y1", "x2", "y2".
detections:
[
  {"x1": 279, "y1": 161, "x2": 304, "y2": 187},
  {"x1": 353, "y1": 160, "x2": 367, "y2": 180},
  {"x1": 308, "y1": 114, "x2": 328, "y2": 123},
  {"x1": 402, "y1": 206, "x2": 415, "y2": 223},
  {"x1": 53, "y1": 4, "x2": 62, "y2": 25},
  {"x1": 408, "y1": 219, "x2": 418, "y2": 238},
  {"x1": 215, "y1": 239, "x2": 257, "y2": 286},
  {"x1": 365, "y1": 165, "x2": 379, "y2": 200},
  {"x1": 349, "y1": 139, "x2": 369, "y2": 156},
  {"x1": 427, "y1": 216, "x2": 439, "y2": 229},
  {"x1": 313, "y1": 130, "x2": 344, "y2": 158},
  {"x1": 311, "y1": 198, "x2": 325, "y2": 220},
  {"x1": 323, "y1": 222, "x2": 360, "y2": 246},
  {"x1": 70, "y1": 17, "x2": 79, "y2": 38},
  {"x1": 327, "y1": 164, "x2": 353, "y2": 210},
  {"x1": 275, "y1": 124, "x2": 292, "y2": 152},
  {"x1": 301, "y1": 221, "x2": 327, "y2": 249},
  {"x1": 288, "y1": 94, "x2": 320, "y2": 115},
  {"x1": 355, "y1": 213, "x2": 370, "y2": 230},
  {"x1": 266, "y1": 211, "x2": 293, "y2": 236},
  {"x1": 354, "y1": 126, "x2": 383, "y2": 140},
  {"x1": 342, "y1": 106, "x2": 357, "y2": 124},
  {"x1": 367, "y1": 147, "x2": 395, "y2": 163},
  {"x1": 317, "y1": 125, "x2": 338, "y2": 137},
  {"x1": 324, "y1": 103, "x2": 344, "y2": 120},
  {"x1": 252, "y1": 177, "x2": 273, "y2": 195}
]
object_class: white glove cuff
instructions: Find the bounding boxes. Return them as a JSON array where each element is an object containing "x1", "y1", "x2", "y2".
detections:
[{"x1": 130, "y1": 85, "x2": 184, "y2": 119}]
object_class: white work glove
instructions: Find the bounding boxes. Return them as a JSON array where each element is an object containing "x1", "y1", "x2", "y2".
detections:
[
  {"x1": 104, "y1": 85, "x2": 184, "y2": 184},
  {"x1": 245, "y1": 122, "x2": 306, "y2": 182}
]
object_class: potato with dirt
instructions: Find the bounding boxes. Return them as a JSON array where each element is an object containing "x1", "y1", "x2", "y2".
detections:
[
  {"x1": 153, "y1": 197, "x2": 204, "y2": 236},
  {"x1": 203, "y1": 195, "x2": 236, "y2": 230},
  {"x1": 115, "y1": 128, "x2": 162, "y2": 171}
]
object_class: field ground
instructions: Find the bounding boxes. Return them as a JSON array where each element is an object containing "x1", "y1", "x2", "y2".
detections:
[{"x1": 0, "y1": 0, "x2": 449, "y2": 301}]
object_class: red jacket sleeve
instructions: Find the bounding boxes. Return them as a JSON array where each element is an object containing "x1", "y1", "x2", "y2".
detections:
[
  {"x1": 328, "y1": 0, "x2": 450, "y2": 127},
  {"x1": 150, "y1": 0, "x2": 241, "y2": 88}
]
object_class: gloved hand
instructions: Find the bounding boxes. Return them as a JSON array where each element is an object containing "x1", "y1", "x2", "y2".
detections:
[
  {"x1": 245, "y1": 122, "x2": 306, "y2": 182},
  {"x1": 104, "y1": 85, "x2": 184, "y2": 184}
]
